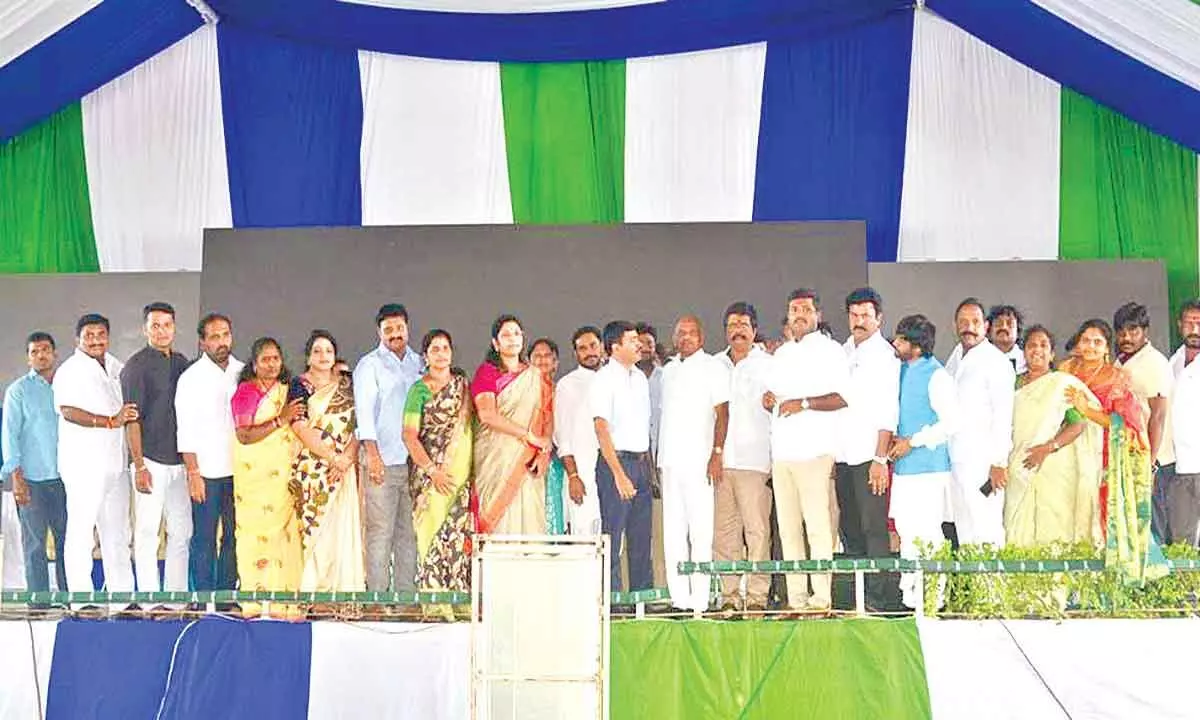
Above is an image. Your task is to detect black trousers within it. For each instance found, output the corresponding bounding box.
[835,461,895,608]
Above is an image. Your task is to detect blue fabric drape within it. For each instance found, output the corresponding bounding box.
[204,0,909,63]
[158,619,313,720]
[0,0,201,142]
[217,24,363,228]
[46,619,189,719]
[45,618,312,720]
[928,0,1200,155]
[752,11,914,262]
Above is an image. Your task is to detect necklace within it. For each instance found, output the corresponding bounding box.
[1075,362,1106,387]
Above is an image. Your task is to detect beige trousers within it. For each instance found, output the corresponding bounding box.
[772,456,835,608]
[713,468,773,606]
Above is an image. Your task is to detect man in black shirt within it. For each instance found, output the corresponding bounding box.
[121,302,192,599]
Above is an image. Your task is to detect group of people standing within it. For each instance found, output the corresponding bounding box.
[2,290,1198,617]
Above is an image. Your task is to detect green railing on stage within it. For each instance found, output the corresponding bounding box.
[0,587,671,607]
[679,558,1200,574]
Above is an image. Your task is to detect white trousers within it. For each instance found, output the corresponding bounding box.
[890,471,950,608]
[565,456,602,537]
[133,459,192,592]
[62,467,133,593]
[949,461,1006,546]
[1,492,26,590]
[661,464,714,611]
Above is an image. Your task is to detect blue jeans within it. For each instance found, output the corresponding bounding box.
[596,451,653,593]
[17,479,68,593]
[190,476,237,591]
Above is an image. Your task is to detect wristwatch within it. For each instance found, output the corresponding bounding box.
[713,447,723,455]
[872,456,890,466]
[800,398,811,411]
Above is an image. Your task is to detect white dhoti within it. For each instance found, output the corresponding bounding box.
[661,464,714,611]
[1,492,26,590]
[565,458,602,537]
[62,468,134,595]
[890,471,950,609]
[949,461,1006,546]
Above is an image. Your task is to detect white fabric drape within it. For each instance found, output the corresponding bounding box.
[81,25,231,271]
[0,0,101,69]
[624,44,766,223]
[0,621,56,720]
[921,619,1200,720]
[898,9,1062,262]
[359,52,513,226]
[307,623,469,720]
[1034,0,1200,94]
[341,0,658,11]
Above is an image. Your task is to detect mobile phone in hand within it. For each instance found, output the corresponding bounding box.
[979,479,994,497]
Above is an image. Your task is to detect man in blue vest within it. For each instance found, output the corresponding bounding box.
[887,315,959,609]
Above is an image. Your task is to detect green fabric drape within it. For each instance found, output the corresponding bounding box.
[0,103,98,273]
[611,619,932,719]
[500,60,625,224]
[1059,89,1199,341]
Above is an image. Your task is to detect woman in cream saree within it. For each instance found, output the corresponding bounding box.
[289,331,364,594]
[471,315,554,535]
[1005,326,1103,546]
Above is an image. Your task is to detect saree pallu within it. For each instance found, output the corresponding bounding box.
[290,375,364,592]
[1005,372,1103,546]
[1079,366,1168,585]
[546,456,566,535]
[232,382,302,594]
[406,375,473,593]
[473,367,553,534]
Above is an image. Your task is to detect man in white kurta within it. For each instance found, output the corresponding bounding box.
[945,300,1014,547]
[658,316,729,612]
[555,326,605,536]
[52,314,137,595]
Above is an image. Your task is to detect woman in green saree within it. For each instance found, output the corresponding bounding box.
[402,329,474,595]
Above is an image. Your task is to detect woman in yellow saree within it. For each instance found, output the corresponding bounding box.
[1062,319,1168,586]
[471,315,554,534]
[231,337,305,619]
[403,329,474,601]
[1005,325,1103,546]
[288,330,364,594]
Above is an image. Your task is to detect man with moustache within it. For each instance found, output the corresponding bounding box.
[945,305,1027,375]
[122,302,192,597]
[1168,300,1200,545]
[175,313,244,594]
[53,314,138,597]
[592,321,654,592]
[658,316,729,612]
[1113,302,1175,543]
[945,298,1014,547]
[762,289,850,612]
[836,288,900,612]
[886,315,957,609]
[354,304,424,594]
[3,332,63,594]
[555,326,605,536]
[714,302,774,611]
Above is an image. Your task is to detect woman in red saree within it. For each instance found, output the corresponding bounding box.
[471,315,554,534]
[1061,319,1167,585]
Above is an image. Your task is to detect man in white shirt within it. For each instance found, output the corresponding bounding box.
[555,326,605,536]
[1113,302,1175,543]
[836,288,900,612]
[175,313,244,593]
[53,314,138,596]
[591,321,654,592]
[714,302,773,611]
[944,305,1028,376]
[658,315,729,612]
[887,315,958,609]
[1167,300,1200,545]
[762,289,850,612]
[946,298,1014,547]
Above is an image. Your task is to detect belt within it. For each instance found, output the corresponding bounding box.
[616,450,649,460]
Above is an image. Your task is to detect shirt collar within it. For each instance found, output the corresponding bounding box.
[376,342,416,364]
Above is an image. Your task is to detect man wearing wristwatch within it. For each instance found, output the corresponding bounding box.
[122,302,192,600]
[658,315,729,612]
[762,289,849,613]
[836,288,900,612]
[52,313,138,597]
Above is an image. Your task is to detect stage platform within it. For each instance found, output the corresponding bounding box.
[0,615,1194,719]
